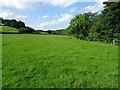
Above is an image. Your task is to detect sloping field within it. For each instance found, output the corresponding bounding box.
[0,26,19,32]
[2,34,118,88]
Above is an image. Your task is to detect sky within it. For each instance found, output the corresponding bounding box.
[0,0,108,31]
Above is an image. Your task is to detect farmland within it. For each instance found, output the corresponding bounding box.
[0,26,19,33]
[2,34,118,88]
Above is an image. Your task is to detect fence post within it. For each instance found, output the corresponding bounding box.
[113,40,120,45]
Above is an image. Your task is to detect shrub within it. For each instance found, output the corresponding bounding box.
[19,27,34,34]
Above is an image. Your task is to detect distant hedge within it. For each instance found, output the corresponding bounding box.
[1,18,35,34]
[2,19,25,29]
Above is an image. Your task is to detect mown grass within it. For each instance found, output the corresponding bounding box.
[2,34,118,88]
[0,26,19,32]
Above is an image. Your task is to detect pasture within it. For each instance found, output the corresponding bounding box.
[2,34,118,88]
[0,26,19,33]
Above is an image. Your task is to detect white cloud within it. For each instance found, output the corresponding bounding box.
[54,15,59,18]
[48,0,77,7]
[70,8,78,13]
[82,0,108,13]
[42,15,49,19]
[0,0,77,12]
[0,0,42,13]
[38,15,49,20]
[0,0,108,15]
[15,15,27,20]
[1,0,28,10]
[96,0,108,2]
[0,11,14,18]
[37,14,73,29]
[0,11,27,21]
[68,0,108,13]
[0,0,109,30]
[38,15,49,19]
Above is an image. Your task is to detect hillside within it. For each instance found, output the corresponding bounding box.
[2,34,118,88]
[0,26,19,33]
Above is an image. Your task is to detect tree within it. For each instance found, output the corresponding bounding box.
[19,27,34,33]
[47,30,52,34]
[3,19,25,29]
[0,18,3,25]
[102,1,120,41]
[89,1,120,43]
[67,12,97,40]
[16,21,25,29]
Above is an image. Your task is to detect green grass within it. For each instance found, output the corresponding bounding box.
[0,26,19,32]
[2,34,118,88]
[0,34,2,89]
[40,32,49,35]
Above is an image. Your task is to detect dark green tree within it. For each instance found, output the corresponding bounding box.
[89,1,120,43]
[16,21,25,29]
[19,27,34,33]
[68,12,97,40]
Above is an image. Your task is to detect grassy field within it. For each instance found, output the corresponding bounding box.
[2,34,118,88]
[0,34,2,89]
[0,26,19,32]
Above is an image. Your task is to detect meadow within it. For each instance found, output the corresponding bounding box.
[2,34,118,88]
[0,34,2,89]
[0,26,19,33]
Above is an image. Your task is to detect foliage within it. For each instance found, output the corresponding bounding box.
[19,27,34,34]
[89,1,120,43]
[2,18,35,34]
[2,19,25,29]
[53,29,66,35]
[67,12,97,40]
[47,30,53,34]
[66,2,120,43]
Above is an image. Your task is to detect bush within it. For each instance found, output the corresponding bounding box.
[19,27,34,33]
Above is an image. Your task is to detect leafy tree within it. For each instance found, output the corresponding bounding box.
[89,1,120,43]
[68,12,97,40]
[16,21,25,29]
[2,19,25,29]
[9,19,17,27]
[102,1,120,41]
[47,30,52,34]
[19,27,34,33]
[66,1,120,43]
[53,29,66,35]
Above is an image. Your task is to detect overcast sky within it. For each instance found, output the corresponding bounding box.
[0,0,108,30]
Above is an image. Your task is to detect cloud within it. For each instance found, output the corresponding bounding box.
[69,0,108,13]
[15,15,27,20]
[1,0,28,10]
[0,0,42,13]
[42,15,49,19]
[0,12,14,18]
[0,11,27,22]
[1,0,108,15]
[1,0,77,12]
[48,0,77,7]
[38,15,49,19]
[0,0,76,13]
[37,14,73,30]
[70,8,78,13]
[1,0,109,30]
[82,0,108,13]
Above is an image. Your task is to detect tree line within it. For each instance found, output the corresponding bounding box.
[1,1,119,44]
[0,18,63,34]
[1,18,34,33]
[64,1,120,43]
